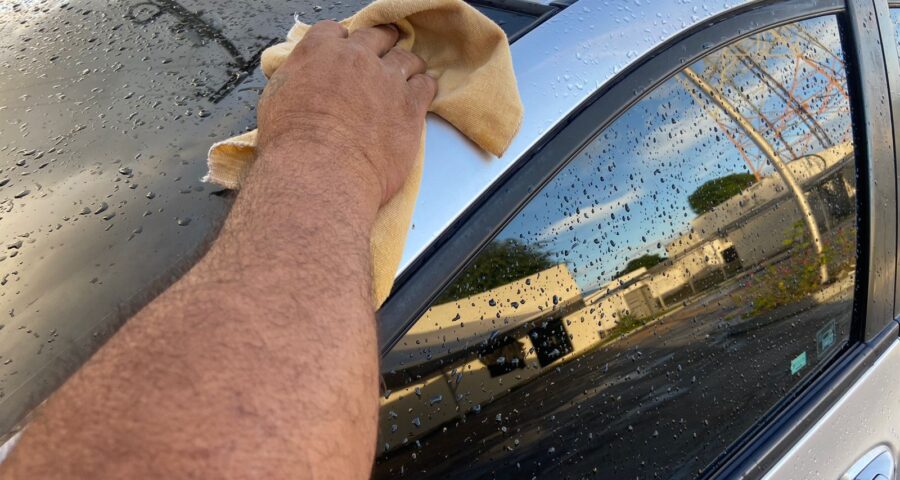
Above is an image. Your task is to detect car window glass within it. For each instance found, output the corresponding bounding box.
[891,8,900,64]
[374,15,857,479]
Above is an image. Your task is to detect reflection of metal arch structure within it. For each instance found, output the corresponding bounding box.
[690,23,851,180]
[672,22,850,284]
[678,68,830,284]
[126,0,277,103]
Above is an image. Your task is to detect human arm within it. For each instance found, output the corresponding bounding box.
[1,20,435,479]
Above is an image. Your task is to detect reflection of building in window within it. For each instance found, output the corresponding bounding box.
[529,319,574,367]
[377,138,855,451]
[379,264,588,453]
[594,141,855,313]
[478,337,527,377]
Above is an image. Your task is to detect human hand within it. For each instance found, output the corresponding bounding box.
[256,21,437,207]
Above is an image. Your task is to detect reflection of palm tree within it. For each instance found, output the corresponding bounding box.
[126,0,244,60]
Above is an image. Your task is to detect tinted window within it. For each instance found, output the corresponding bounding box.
[374,15,857,479]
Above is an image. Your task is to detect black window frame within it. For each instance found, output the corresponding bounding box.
[466,0,561,43]
[884,0,900,323]
[377,0,899,477]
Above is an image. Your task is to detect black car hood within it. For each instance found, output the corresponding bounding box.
[0,0,533,439]
[0,0,373,437]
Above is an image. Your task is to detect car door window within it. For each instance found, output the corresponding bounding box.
[374,15,858,479]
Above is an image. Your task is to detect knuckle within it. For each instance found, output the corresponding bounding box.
[401,49,420,64]
[407,74,424,87]
[393,47,413,60]
[411,74,435,90]
[404,94,420,112]
[349,28,374,45]
[407,50,425,65]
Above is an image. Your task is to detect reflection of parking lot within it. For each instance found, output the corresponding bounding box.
[373,271,853,479]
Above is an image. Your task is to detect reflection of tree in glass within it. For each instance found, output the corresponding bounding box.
[616,253,666,278]
[687,172,757,214]
[436,239,555,303]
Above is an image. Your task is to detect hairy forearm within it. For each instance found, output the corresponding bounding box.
[4,17,436,478]
[2,144,382,479]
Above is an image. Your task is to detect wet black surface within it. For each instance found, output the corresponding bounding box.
[0,0,545,442]
[0,0,368,437]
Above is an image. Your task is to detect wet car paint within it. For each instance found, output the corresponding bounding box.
[0,0,542,442]
[0,0,369,437]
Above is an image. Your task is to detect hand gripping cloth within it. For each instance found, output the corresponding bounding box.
[206,0,524,306]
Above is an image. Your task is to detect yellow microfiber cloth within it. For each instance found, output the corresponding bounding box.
[206,0,524,306]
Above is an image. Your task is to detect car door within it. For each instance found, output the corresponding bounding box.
[376,0,900,478]
[766,1,900,478]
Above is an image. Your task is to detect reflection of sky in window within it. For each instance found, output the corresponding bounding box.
[892,9,900,65]
[498,16,851,291]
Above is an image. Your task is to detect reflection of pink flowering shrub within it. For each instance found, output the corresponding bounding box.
[746,221,856,314]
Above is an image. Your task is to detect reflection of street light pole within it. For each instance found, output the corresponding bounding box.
[680,67,829,284]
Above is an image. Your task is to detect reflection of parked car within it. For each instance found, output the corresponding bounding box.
[2,0,900,479]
